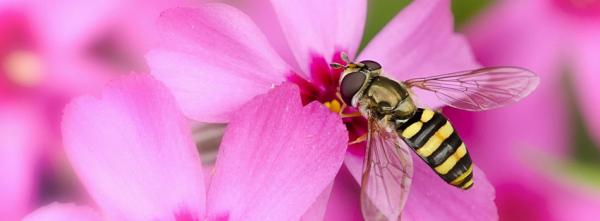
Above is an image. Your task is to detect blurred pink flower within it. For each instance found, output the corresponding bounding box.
[146,0,497,219]
[0,1,191,220]
[0,101,46,221]
[465,0,600,147]
[446,0,600,220]
[23,75,348,221]
[1,0,193,97]
[492,177,600,221]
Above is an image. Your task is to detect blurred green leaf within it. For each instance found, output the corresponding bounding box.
[563,73,600,165]
[521,144,600,190]
[561,161,600,188]
[531,72,600,189]
[360,0,494,50]
[452,0,493,28]
[360,0,411,50]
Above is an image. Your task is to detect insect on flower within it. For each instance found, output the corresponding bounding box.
[331,53,539,220]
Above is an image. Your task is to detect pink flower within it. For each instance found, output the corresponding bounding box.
[0,1,189,220]
[465,0,600,147]
[146,0,497,220]
[23,75,348,221]
[0,101,46,221]
[1,0,192,97]
[445,0,600,220]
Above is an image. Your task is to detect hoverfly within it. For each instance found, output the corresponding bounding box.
[331,53,539,221]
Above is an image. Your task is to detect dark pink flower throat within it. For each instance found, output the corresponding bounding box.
[287,51,368,144]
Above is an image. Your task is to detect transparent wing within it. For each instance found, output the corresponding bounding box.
[404,67,539,111]
[361,117,414,221]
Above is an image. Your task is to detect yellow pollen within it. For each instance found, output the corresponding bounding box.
[324,99,342,113]
[3,50,43,87]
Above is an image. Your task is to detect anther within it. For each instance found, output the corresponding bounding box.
[349,134,367,145]
[324,100,342,113]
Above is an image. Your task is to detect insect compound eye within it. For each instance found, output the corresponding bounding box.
[340,71,367,106]
[360,60,381,71]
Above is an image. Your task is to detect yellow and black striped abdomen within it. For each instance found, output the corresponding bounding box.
[397,108,474,189]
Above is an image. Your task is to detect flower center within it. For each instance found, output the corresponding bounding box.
[553,0,600,18]
[287,52,368,146]
[3,50,43,87]
[1,10,43,89]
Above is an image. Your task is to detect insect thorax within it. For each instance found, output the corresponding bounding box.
[357,75,417,121]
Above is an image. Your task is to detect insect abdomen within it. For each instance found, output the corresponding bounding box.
[396,108,474,189]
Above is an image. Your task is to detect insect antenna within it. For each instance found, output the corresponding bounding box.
[331,52,367,69]
[330,62,344,69]
[341,52,350,63]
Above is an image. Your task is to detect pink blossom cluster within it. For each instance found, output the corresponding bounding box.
[1,0,600,220]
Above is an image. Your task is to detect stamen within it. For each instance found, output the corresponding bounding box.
[349,133,367,145]
[324,99,342,113]
[341,112,362,119]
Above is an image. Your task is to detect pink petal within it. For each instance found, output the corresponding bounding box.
[235,0,301,71]
[23,203,102,221]
[402,158,497,221]
[445,77,568,181]
[28,0,128,51]
[323,165,363,221]
[465,0,561,78]
[28,0,190,61]
[459,0,567,175]
[550,183,600,221]
[344,151,497,221]
[573,34,600,146]
[268,0,367,71]
[24,0,142,95]
[146,5,291,122]
[300,183,334,221]
[344,149,366,182]
[359,0,479,109]
[489,163,600,221]
[0,102,44,221]
[61,75,205,220]
[494,181,553,221]
[206,84,348,221]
